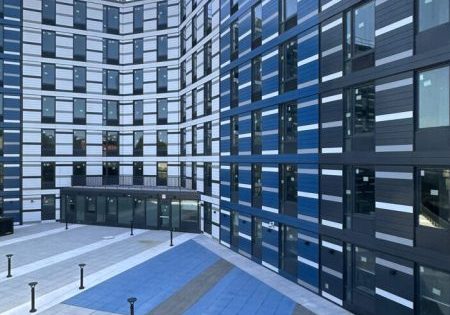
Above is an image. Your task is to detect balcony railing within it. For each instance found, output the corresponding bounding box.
[72,175,183,188]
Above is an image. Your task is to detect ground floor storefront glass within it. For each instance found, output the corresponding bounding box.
[61,190,199,233]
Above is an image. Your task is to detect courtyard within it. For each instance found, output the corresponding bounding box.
[0,223,350,315]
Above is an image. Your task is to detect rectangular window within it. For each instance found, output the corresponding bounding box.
[252,2,262,48]
[418,66,450,129]
[230,21,239,61]
[180,0,186,21]
[157,67,168,93]
[192,88,197,119]
[157,35,168,61]
[73,98,86,124]
[181,61,186,89]
[419,0,449,32]
[157,162,168,186]
[231,163,239,203]
[230,0,238,14]
[204,121,212,155]
[133,161,143,185]
[157,130,168,156]
[204,162,212,195]
[279,102,297,154]
[133,38,144,64]
[104,6,119,34]
[280,225,298,278]
[42,30,56,58]
[204,82,212,115]
[157,99,168,124]
[192,15,197,46]
[192,125,197,155]
[42,63,56,90]
[419,265,450,314]
[42,162,55,188]
[252,164,262,208]
[345,1,375,72]
[419,168,450,230]
[42,129,55,156]
[192,52,198,82]
[104,39,120,65]
[279,164,297,217]
[353,167,375,215]
[204,1,212,36]
[133,100,143,125]
[252,110,262,154]
[192,162,197,189]
[42,96,55,123]
[73,162,86,186]
[73,130,86,156]
[231,115,239,155]
[252,56,262,101]
[157,1,168,30]
[133,131,143,156]
[181,94,186,123]
[180,27,186,55]
[133,69,143,94]
[42,0,56,25]
[73,66,86,93]
[103,70,119,95]
[0,94,3,122]
[133,5,144,33]
[180,128,186,156]
[354,246,375,296]
[0,25,3,53]
[73,35,86,61]
[279,0,297,33]
[102,131,119,156]
[279,39,297,93]
[74,1,87,30]
[230,68,239,108]
[204,41,212,75]
[103,162,119,185]
[102,100,119,126]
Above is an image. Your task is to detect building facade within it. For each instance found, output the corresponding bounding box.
[0,0,449,314]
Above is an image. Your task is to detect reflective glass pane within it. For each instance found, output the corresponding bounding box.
[419,0,449,32]
[420,169,450,230]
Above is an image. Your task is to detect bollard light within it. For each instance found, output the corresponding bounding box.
[28,282,38,313]
[78,263,86,290]
[127,297,137,315]
[6,254,13,278]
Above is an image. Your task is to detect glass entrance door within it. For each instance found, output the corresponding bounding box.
[159,200,171,229]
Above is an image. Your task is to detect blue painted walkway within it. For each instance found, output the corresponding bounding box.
[64,240,298,315]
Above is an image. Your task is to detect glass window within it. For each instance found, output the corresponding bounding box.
[252,163,262,208]
[134,38,144,64]
[180,128,186,156]
[181,61,186,89]
[42,30,56,58]
[157,67,168,92]
[42,63,56,90]
[252,56,262,101]
[180,0,186,21]
[230,68,239,108]
[0,25,3,53]
[419,265,450,315]
[192,162,197,190]
[180,27,186,55]
[104,39,119,64]
[103,100,119,125]
[252,2,262,48]
[103,162,119,184]
[0,94,3,122]
[204,41,212,75]
[192,88,197,119]
[231,163,239,202]
[279,39,297,93]
[157,162,168,185]
[204,121,212,155]
[102,131,119,156]
[42,96,55,123]
[419,0,449,32]
[133,69,143,94]
[204,1,212,36]
[73,66,86,92]
[157,35,168,61]
[73,35,86,61]
[279,102,297,154]
[204,162,212,195]
[279,0,297,33]
[157,1,168,30]
[134,100,143,125]
[279,164,297,217]
[73,162,86,186]
[418,66,450,129]
[280,225,298,278]
[180,94,186,123]
[74,98,86,124]
[204,82,212,115]
[42,129,55,156]
[230,0,238,14]
[192,125,197,155]
[133,131,143,156]
[74,1,87,30]
[73,130,86,155]
[354,167,375,215]
[231,115,239,155]
[42,0,56,25]
[192,52,197,82]
[157,130,168,156]
[192,15,197,45]
[104,6,119,34]
[252,110,262,154]
[157,99,168,124]
[42,162,55,188]
[104,70,119,95]
[354,246,375,296]
[419,168,450,230]
[230,21,239,60]
[134,5,144,33]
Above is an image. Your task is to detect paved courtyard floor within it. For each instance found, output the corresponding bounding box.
[0,223,351,315]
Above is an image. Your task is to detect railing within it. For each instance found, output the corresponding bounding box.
[72,175,184,188]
